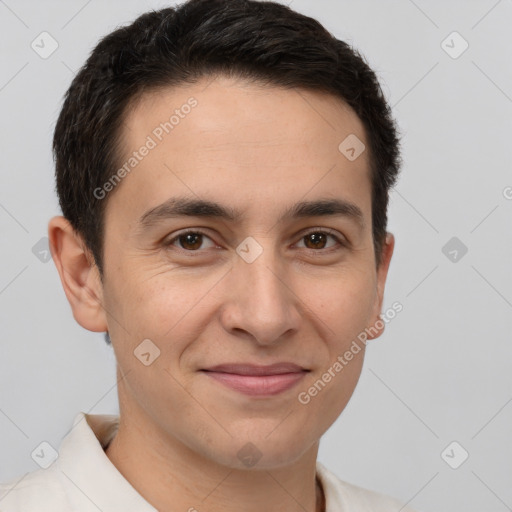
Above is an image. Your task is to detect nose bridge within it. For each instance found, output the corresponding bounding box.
[225,237,299,343]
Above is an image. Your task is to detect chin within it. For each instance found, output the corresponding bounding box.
[208,430,315,471]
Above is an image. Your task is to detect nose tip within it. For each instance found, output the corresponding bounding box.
[220,247,301,346]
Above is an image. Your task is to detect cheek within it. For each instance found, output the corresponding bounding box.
[106,263,195,330]
[106,270,222,373]
[319,351,365,428]
[302,270,374,401]
[307,268,377,339]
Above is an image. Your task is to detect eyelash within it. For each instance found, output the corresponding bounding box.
[164,228,346,255]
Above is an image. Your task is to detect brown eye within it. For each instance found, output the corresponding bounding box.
[303,232,328,249]
[178,233,203,250]
[166,230,216,251]
[296,230,343,251]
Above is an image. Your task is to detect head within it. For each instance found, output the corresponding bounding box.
[49,0,401,471]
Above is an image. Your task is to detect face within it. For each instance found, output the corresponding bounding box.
[92,75,393,469]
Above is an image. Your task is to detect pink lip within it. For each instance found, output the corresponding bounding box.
[201,363,309,396]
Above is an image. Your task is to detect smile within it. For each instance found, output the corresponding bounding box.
[202,371,308,396]
[200,363,309,396]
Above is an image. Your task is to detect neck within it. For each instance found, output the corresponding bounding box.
[104,401,324,512]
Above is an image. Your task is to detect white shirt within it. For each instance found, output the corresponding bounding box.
[0,412,418,511]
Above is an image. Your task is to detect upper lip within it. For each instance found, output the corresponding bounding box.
[202,363,308,376]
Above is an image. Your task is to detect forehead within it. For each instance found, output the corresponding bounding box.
[106,75,371,229]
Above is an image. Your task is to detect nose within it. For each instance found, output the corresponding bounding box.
[219,240,302,346]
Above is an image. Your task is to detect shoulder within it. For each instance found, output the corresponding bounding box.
[0,467,68,512]
[316,461,419,512]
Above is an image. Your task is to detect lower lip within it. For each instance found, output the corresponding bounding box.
[202,371,307,396]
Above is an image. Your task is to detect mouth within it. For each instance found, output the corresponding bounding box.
[200,363,309,396]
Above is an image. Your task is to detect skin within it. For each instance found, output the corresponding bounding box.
[49,75,394,512]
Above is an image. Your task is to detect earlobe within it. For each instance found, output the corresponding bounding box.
[48,216,108,333]
[366,232,395,341]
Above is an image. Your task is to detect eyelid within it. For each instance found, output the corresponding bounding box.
[165,226,347,253]
[299,226,345,241]
[164,228,219,250]
[295,227,347,250]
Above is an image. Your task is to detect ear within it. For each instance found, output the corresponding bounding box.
[48,216,108,332]
[366,232,395,341]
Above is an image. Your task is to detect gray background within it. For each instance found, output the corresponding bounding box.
[1,1,511,511]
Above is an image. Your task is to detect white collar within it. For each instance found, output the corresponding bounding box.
[44,411,407,512]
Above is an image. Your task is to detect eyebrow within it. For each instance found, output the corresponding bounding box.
[138,196,365,231]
